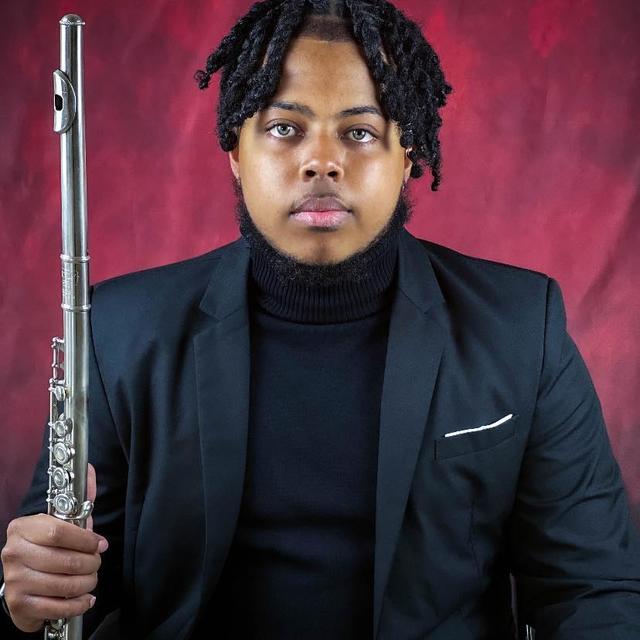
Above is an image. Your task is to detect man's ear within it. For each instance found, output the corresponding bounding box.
[228,126,241,181]
[403,147,413,183]
[228,147,240,181]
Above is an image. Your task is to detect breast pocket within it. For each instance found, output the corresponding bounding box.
[434,413,518,460]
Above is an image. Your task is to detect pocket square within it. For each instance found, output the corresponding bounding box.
[444,413,514,438]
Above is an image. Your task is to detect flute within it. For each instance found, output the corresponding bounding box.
[46,14,93,640]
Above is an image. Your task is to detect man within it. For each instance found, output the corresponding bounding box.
[2,0,640,638]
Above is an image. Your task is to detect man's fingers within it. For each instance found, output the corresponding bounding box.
[86,463,96,531]
[18,541,101,576]
[87,463,97,505]
[2,511,105,634]
[10,593,95,629]
[17,566,98,599]
[18,514,106,554]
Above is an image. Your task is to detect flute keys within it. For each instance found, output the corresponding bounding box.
[52,442,74,465]
[51,467,70,489]
[52,384,66,402]
[53,417,72,437]
[45,617,68,640]
[52,493,77,516]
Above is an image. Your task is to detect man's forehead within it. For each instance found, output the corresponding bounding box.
[271,39,383,108]
[251,14,392,122]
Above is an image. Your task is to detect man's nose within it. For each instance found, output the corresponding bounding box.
[299,136,345,181]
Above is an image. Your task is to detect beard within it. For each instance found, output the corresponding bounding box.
[233,181,414,289]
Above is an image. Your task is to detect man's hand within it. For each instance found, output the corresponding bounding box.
[0,463,108,633]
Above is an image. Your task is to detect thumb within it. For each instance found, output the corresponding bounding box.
[86,462,96,531]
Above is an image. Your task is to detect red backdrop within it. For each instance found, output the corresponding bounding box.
[1,0,638,542]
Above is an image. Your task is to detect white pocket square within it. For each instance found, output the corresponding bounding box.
[444,413,514,438]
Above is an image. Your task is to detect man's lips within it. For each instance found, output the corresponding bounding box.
[292,195,350,213]
[290,210,351,228]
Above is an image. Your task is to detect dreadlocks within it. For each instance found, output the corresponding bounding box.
[194,0,453,191]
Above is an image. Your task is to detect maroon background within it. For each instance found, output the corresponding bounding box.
[1,0,639,543]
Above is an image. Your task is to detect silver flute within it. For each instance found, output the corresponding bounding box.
[45,14,93,640]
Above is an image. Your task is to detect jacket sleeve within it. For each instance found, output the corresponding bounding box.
[2,286,128,637]
[508,277,640,638]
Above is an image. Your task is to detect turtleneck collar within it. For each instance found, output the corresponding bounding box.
[235,181,414,324]
[248,231,399,324]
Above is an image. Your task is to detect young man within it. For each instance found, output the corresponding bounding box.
[2,0,640,638]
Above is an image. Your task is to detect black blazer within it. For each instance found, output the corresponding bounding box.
[6,228,640,639]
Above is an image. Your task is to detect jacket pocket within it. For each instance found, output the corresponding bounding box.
[434,414,518,460]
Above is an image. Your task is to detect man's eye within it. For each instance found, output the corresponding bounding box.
[348,128,375,143]
[266,124,375,143]
[268,124,297,138]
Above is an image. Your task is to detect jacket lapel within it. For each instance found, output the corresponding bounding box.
[190,230,446,639]
[192,237,252,627]
[373,229,446,638]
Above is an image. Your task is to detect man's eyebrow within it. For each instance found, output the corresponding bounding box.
[265,101,385,119]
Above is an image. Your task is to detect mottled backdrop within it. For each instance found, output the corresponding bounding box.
[1,0,638,544]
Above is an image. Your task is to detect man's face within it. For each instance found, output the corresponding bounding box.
[229,34,413,266]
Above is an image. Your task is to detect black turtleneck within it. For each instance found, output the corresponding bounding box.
[249,231,399,322]
[204,232,399,639]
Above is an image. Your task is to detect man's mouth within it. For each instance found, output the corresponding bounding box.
[290,210,352,228]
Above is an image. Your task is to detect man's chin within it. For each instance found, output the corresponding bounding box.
[233,187,413,287]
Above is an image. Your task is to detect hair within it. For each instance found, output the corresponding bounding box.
[194,0,453,191]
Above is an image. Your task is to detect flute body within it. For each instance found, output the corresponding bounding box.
[46,14,93,640]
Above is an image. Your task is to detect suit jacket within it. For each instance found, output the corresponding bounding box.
[6,228,640,639]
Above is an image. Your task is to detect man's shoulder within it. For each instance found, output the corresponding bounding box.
[89,237,244,340]
[91,237,242,307]
[415,236,551,300]
[409,235,554,331]
[417,237,548,283]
